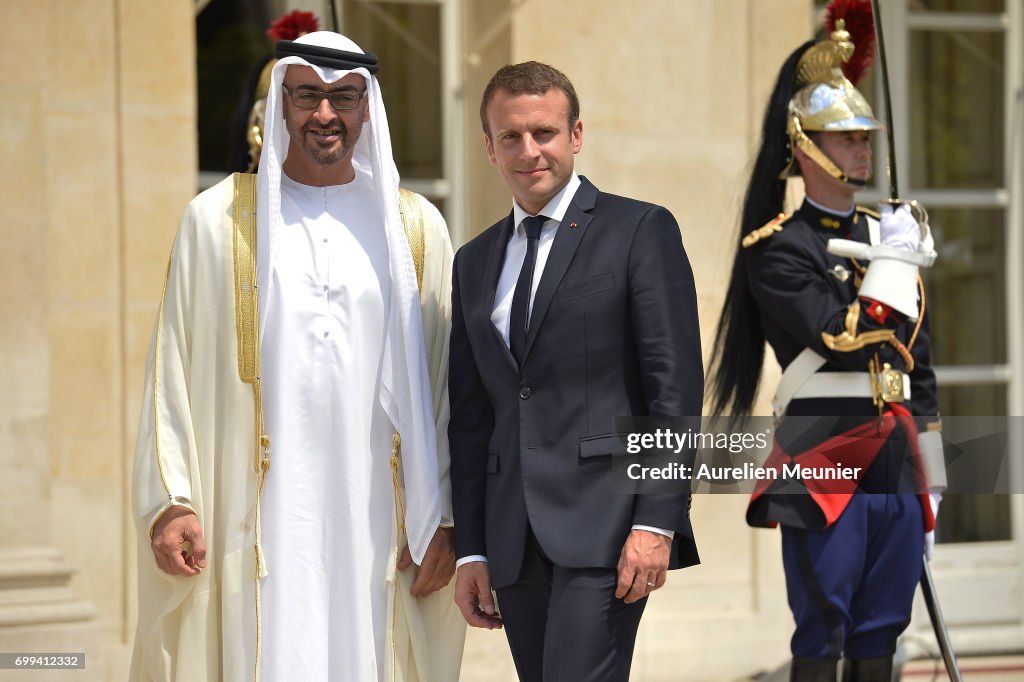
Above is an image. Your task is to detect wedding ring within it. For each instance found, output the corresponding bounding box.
[646,582,656,587]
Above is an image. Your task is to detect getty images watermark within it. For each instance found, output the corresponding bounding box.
[624,426,865,483]
[604,416,1024,495]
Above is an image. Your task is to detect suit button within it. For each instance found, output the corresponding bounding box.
[519,387,532,400]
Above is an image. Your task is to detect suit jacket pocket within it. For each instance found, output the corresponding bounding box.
[578,433,628,459]
[486,453,500,473]
[557,273,615,305]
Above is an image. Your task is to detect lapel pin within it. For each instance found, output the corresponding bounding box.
[570,222,577,228]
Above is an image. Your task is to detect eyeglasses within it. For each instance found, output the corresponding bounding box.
[282,85,368,111]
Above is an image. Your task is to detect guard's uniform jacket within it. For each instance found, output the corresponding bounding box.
[742,200,940,530]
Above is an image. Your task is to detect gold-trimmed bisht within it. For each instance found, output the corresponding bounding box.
[232,172,271,682]
[389,189,425,681]
[388,186,426,535]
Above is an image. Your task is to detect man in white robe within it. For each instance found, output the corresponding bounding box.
[130,31,465,681]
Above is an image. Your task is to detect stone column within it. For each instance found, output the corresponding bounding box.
[0,1,149,679]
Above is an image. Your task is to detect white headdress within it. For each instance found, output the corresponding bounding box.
[256,31,441,562]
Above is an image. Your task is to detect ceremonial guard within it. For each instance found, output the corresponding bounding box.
[709,2,947,680]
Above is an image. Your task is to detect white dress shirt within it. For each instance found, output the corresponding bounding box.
[489,173,582,345]
[456,174,672,569]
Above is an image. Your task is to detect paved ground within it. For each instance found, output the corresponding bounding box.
[746,655,1024,682]
[901,655,1024,681]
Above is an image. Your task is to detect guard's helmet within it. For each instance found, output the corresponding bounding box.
[783,18,881,185]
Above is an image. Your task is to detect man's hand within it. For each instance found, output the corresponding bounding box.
[879,203,922,252]
[398,527,456,597]
[615,529,671,604]
[150,506,206,576]
[453,561,502,629]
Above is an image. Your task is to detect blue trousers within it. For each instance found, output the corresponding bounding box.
[781,494,924,659]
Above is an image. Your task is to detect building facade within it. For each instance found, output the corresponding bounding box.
[0,1,1020,679]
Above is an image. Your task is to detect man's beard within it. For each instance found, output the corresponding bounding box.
[297,120,351,166]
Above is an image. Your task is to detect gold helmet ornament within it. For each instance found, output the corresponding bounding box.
[244,10,321,172]
[244,59,276,172]
[783,0,881,185]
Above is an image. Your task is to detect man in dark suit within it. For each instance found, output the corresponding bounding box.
[448,61,703,681]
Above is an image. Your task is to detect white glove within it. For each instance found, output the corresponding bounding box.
[827,201,936,319]
[880,203,920,252]
[828,200,936,266]
[924,492,942,561]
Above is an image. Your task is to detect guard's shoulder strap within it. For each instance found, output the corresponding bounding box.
[232,172,259,384]
[742,212,790,249]
[398,187,425,293]
[772,347,828,418]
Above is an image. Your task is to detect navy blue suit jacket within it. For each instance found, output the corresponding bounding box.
[448,177,703,589]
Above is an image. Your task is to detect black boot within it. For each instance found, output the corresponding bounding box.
[790,656,839,682]
[841,656,894,682]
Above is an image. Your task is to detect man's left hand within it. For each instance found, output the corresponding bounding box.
[398,526,455,597]
[615,529,671,604]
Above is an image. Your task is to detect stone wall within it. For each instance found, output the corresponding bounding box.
[460,1,810,679]
[0,1,819,679]
[0,2,195,678]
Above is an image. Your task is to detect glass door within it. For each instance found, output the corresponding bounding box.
[868,0,1024,654]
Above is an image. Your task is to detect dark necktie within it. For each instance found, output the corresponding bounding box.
[509,215,546,366]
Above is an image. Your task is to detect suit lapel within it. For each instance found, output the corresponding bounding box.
[481,213,518,371]
[522,177,598,364]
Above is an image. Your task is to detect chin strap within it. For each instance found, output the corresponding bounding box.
[786,113,868,187]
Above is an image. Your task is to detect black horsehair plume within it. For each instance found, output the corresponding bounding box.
[707,42,814,421]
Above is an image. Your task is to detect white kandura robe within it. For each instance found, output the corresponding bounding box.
[260,172,396,680]
[129,174,465,682]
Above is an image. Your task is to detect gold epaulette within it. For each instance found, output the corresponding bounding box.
[742,212,789,248]
[856,205,880,220]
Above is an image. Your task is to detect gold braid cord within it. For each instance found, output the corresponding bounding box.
[821,300,895,351]
[885,275,928,372]
[886,337,915,373]
[824,258,924,359]
[908,275,926,350]
[390,433,407,533]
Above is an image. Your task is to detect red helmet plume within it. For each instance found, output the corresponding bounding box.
[267,10,321,42]
[825,0,876,85]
